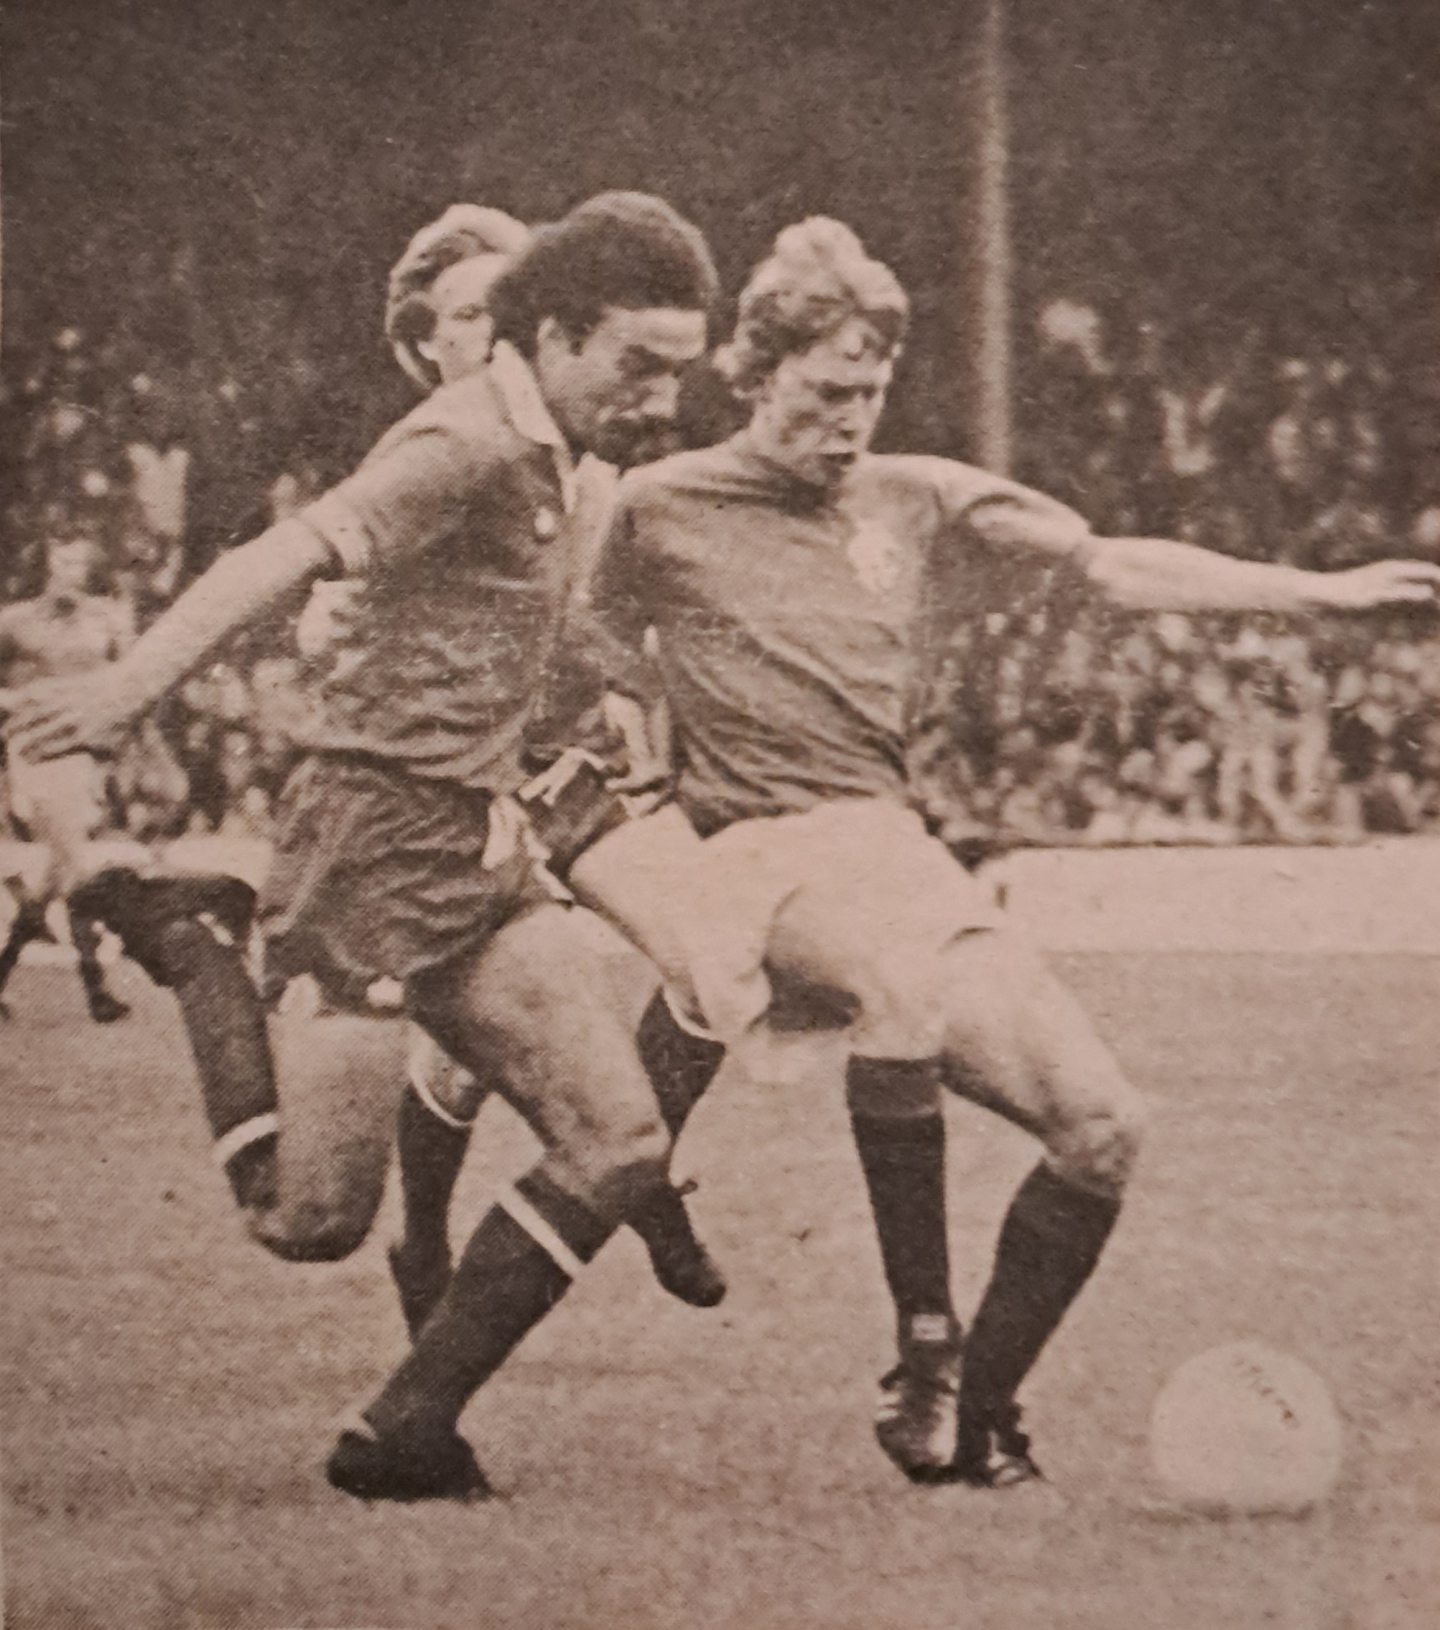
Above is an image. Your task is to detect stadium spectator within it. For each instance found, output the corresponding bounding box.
[5,269,1439,849]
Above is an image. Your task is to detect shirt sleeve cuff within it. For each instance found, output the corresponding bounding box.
[296,492,376,577]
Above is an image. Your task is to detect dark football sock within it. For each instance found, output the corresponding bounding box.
[64,868,273,1203]
[0,898,48,994]
[961,1161,1122,1412]
[161,916,278,1209]
[626,988,727,1260]
[67,905,110,997]
[634,987,726,1136]
[395,1081,474,1265]
[367,1164,615,1436]
[846,1054,955,1344]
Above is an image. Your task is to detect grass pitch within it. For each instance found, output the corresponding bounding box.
[2,952,1436,1629]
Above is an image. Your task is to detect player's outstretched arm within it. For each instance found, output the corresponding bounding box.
[933,470,1436,619]
[5,521,332,762]
[960,482,1440,617]
[1080,537,1440,616]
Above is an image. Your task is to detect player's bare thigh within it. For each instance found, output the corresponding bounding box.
[413,902,669,1206]
[756,803,994,1057]
[254,904,666,1256]
[744,802,1146,1191]
[935,930,1147,1194]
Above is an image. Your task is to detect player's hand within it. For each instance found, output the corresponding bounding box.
[1316,559,1440,612]
[3,671,144,762]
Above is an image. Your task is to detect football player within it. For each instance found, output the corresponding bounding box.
[557,218,1440,1486]
[0,534,142,1022]
[7,193,723,1501]
[375,202,724,1323]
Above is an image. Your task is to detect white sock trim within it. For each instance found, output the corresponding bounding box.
[662,985,718,1043]
[407,1072,475,1131]
[213,1112,278,1170]
[497,1187,585,1281]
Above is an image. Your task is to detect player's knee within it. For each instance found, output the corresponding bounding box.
[246,1135,389,1262]
[583,1109,673,1215]
[409,1032,486,1125]
[1047,1088,1148,1196]
[248,1197,374,1263]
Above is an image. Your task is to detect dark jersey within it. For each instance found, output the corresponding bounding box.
[288,344,592,793]
[591,436,1090,833]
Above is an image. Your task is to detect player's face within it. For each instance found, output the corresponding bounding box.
[420,254,508,384]
[536,306,707,465]
[748,320,894,491]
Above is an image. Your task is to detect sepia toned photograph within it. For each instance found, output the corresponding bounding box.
[0,2,1435,1626]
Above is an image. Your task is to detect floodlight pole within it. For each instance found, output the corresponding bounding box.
[973,0,1013,475]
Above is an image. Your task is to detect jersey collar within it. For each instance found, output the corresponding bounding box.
[728,429,847,510]
[489,341,578,512]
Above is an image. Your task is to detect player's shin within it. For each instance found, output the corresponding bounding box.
[68,903,128,1024]
[956,1161,1123,1473]
[846,1055,956,1348]
[848,1055,964,1479]
[0,894,49,996]
[634,986,726,1135]
[965,1159,1124,1400]
[390,1079,477,1336]
[362,1158,620,1439]
[66,867,276,1204]
[168,917,279,1209]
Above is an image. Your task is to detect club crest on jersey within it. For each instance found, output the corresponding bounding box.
[533,506,560,542]
[846,521,904,594]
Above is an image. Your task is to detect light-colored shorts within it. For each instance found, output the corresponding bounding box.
[689,798,1000,1056]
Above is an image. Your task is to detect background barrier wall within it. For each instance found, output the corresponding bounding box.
[8,837,1440,958]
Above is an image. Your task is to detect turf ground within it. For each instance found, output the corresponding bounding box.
[1,950,1436,1630]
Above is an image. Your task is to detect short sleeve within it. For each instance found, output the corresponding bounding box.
[296,421,497,577]
[923,458,1092,563]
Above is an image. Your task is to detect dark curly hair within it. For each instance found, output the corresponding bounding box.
[486,192,718,357]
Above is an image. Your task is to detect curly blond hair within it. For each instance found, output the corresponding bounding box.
[716,218,908,396]
[385,205,532,390]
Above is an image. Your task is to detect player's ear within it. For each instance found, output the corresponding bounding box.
[535,315,566,362]
[415,337,440,365]
[537,313,593,358]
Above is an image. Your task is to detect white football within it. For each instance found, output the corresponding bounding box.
[1149,1341,1343,1516]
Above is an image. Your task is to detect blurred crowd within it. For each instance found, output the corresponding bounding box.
[918,604,1440,847]
[0,279,353,843]
[4,281,1440,848]
[1016,285,1439,567]
[914,283,1440,846]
